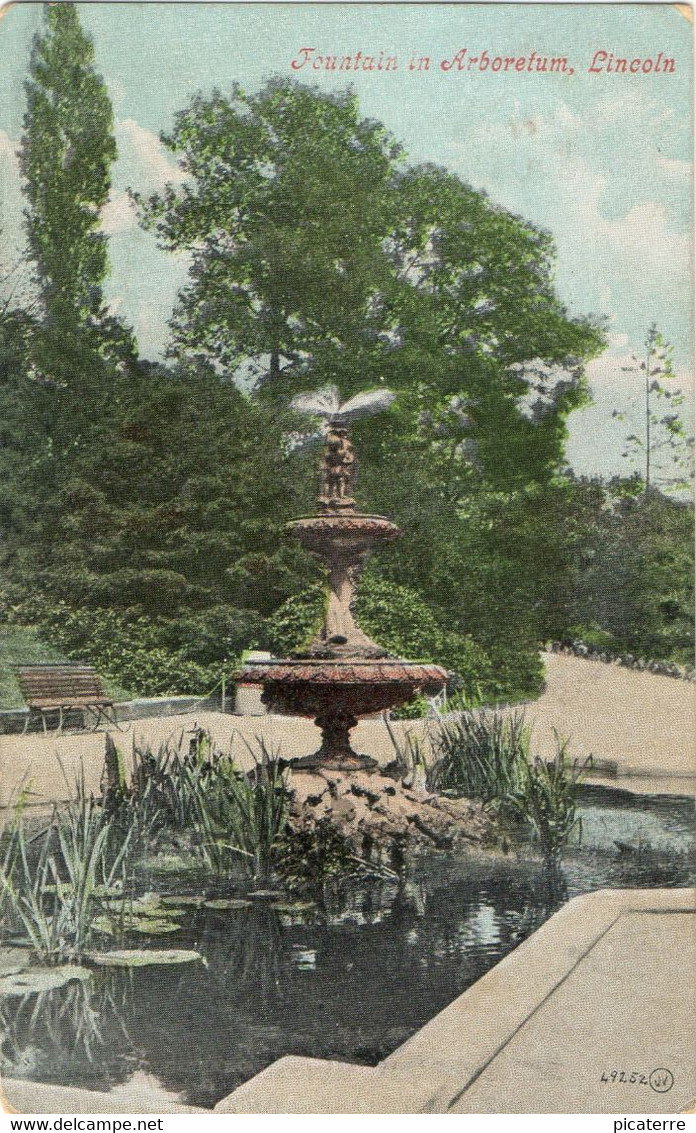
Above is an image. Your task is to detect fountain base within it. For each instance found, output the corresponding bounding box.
[236,658,447,772]
[291,714,378,772]
[291,752,378,773]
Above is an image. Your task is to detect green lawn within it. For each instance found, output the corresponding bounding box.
[0,625,131,710]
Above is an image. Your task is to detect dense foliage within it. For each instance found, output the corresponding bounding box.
[267,572,544,704]
[562,479,694,666]
[0,6,691,706]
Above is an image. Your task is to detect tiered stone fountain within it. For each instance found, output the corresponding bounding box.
[236,390,447,772]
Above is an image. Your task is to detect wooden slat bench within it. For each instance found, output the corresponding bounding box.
[16,663,117,735]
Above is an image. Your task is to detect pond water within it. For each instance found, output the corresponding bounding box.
[2,785,694,1110]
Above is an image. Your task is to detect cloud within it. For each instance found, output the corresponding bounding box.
[101,190,137,236]
[116,118,187,193]
[444,90,693,365]
[99,118,187,237]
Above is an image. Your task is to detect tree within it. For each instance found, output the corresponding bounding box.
[131,80,607,701]
[616,323,694,494]
[19,3,116,333]
[566,479,694,667]
[134,82,601,447]
[133,81,401,386]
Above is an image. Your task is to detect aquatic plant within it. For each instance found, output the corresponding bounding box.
[384,718,429,791]
[121,731,290,881]
[0,791,131,962]
[273,817,360,894]
[493,735,588,862]
[426,711,587,861]
[428,708,530,800]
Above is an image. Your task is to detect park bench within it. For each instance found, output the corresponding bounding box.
[16,662,117,735]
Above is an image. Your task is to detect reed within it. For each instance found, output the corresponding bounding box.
[428,708,530,800]
[0,792,131,962]
[124,731,289,880]
[501,734,588,862]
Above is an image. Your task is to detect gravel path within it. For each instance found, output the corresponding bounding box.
[2,652,694,815]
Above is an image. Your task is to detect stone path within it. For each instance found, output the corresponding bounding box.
[449,908,695,1113]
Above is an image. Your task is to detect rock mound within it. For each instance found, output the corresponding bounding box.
[288,767,491,855]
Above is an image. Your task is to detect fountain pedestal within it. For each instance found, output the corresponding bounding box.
[236,415,447,771]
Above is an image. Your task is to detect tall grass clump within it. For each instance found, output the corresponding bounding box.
[0,791,131,962]
[428,708,530,800]
[118,730,289,881]
[428,709,587,861]
[500,735,588,862]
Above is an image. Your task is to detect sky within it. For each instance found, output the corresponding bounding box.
[0,2,692,483]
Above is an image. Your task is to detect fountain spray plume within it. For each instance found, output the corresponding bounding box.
[289,384,397,427]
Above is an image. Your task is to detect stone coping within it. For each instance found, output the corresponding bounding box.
[1,1078,208,1115]
[214,887,695,1114]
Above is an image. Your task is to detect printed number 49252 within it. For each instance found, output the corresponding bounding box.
[601,1071,648,1085]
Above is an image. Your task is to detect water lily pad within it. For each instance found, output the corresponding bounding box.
[128,917,182,935]
[203,898,252,911]
[160,895,205,908]
[0,965,90,998]
[92,884,123,898]
[99,896,182,918]
[248,889,284,900]
[86,949,203,968]
[132,899,181,918]
[271,901,316,914]
[0,947,32,977]
[146,854,203,875]
[92,915,118,935]
[92,914,181,936]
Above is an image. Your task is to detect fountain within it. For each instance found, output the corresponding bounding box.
[236,388,447,772]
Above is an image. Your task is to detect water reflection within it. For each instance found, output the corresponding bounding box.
[0,859,567,1106]
[1,787,693,1110]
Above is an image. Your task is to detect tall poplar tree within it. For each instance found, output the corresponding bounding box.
[20,3,116,333]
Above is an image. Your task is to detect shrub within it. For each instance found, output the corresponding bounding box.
[7,600,221,698]
[273,818,359,894]
[265,573,519,703]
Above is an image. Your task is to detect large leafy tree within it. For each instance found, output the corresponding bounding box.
[134,81,401,385]
[136,82,602,478]
[133,79,605,698]
[565,477,694,666]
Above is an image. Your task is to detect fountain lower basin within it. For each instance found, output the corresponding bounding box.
[237,658,446,771]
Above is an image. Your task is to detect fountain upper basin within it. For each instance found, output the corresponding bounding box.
[288,513,401,555]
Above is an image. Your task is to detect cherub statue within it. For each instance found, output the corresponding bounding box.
[290,384,396,510]
[320,425,356,506]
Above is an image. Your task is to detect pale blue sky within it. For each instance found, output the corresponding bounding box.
[0,2,692,481]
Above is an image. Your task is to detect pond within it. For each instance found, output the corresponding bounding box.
[2,784,694,1110]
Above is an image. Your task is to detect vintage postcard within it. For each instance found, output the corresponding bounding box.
[0,0,693,1118]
